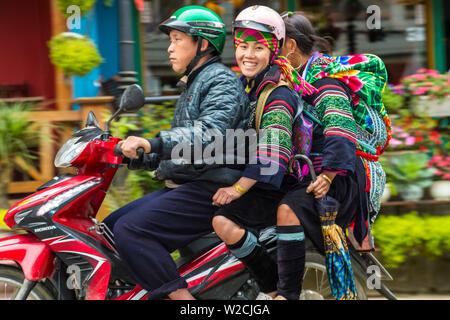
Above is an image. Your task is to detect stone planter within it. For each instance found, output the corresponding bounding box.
[430,180,450,200]
[417,97,450,117]
[398,185,424,201]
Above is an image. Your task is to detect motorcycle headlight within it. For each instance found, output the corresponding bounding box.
[54,137,89,168]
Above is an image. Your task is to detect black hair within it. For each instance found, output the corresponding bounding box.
[283,11,332,55]
[191,35,219,56]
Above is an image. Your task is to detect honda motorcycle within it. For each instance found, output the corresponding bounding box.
[0,85,396,300]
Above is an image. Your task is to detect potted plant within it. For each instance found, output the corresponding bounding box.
[48,32,103,77]
[380,181,392,203]
[383,85,406,115]
[382,153,435,201]
[399,68,450,100]
[427,155,450,200]
[57,0,96,16]
[0,103,42,209]
[396,68,450,117]
[387,116,447,155]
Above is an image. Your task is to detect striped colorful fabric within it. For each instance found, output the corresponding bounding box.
[303,53,390,214]
[312,83,357,145]
[234,28,317,97]
[234,28,279,61]
[305,53,391,158]
[256,98,295,172]
[241,67,299,189]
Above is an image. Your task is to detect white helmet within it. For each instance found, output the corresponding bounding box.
[233,5,286,46]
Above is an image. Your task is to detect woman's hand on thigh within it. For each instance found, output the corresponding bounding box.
[212,186,242,206]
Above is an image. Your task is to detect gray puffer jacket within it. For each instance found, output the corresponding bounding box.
[149,57,250,185]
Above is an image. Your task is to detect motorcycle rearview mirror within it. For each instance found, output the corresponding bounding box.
[118,84,145,113]
[103,84,146,138]
[85,111,100,128]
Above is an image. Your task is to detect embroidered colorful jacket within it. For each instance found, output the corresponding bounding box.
[241,65,299,190]
[302,53,390,217]
[305,53,391,160]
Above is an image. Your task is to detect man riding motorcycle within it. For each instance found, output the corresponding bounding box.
[103,6,250,300]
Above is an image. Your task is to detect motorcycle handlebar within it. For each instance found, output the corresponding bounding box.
[114,144,144,159]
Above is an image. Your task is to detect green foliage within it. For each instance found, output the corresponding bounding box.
[380,153,435,190]
[48,33,103,76]
[382,87,405,114]
[110,103,175,140]
[0,103,40,164]
[0,102,46,208]
[57,0,96,16]
[138,103,175,138]
[372,212,450,268]
[104,169,164,212]
[0,209,8,229]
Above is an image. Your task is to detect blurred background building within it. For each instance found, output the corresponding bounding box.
[143,0,449,95]
[0,0,448,102]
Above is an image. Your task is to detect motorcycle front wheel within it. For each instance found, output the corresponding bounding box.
[0,264,55,300]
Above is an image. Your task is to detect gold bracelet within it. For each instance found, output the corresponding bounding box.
[233,183,248,195]
[321,174,332,185]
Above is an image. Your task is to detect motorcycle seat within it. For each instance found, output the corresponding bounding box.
[175,232,222,268]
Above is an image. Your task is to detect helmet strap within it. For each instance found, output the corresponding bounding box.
[184,38,216,76]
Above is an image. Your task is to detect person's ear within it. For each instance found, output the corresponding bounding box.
[286,38,297,53]
[200,38,210,52]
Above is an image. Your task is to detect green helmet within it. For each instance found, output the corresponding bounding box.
[159,5,226,54]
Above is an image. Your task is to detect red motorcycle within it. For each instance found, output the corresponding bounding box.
[0,85,396,300]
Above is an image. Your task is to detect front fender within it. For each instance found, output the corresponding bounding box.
[0,234,55,281]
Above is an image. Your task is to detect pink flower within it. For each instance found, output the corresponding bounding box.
[412,87,428,95]
[417,68,428,73]
[389,138,402,147]
[426,69,439,75]
[415,74,427,80]
[405,136,415,146]
[443,173,450,180]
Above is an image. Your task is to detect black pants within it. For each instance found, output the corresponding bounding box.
[104,181,222,299]
[279,173,359,252]
[214,186,286,231]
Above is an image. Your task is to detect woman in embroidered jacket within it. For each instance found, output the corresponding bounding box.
[274,12,390,300]
[211,6,317,299]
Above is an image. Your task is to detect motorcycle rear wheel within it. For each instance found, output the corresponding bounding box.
[0,264,55,300]
[301,252,367,300]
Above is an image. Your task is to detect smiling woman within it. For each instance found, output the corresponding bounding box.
[212,5,317,300]
[235,41,271,80]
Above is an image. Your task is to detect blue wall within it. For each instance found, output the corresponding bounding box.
[96,0,119,80]
[70,1,119,109]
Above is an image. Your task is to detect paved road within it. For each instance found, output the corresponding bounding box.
[369,293,450,300]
